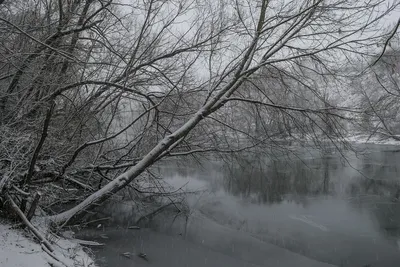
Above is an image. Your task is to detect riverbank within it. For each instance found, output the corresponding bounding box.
[347,134,400,146]
[2,138,400,267]
[0,221,95,267]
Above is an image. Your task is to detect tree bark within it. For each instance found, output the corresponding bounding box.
[26,192,41,221]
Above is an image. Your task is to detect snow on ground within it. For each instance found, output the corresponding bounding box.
[0,221,95,267]
[346,134,400,146]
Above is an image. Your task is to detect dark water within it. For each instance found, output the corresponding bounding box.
[79,144,400,267]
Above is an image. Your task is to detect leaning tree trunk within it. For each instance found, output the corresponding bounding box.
[45,0,399,225]
[49,0,269,225]
[49,110,205,224]
[49,74,249,224]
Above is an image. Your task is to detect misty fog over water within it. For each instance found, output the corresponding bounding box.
[80,144,400,267]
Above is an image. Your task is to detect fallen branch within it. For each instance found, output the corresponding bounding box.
[31,171,95,191]
[6,194,54,253]
[67,238,104,247]
[7,194,74,266]
[41,244,70,267]
[11,185,30,197]
[65,176,94,191]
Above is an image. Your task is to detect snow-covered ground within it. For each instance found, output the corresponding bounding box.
[0,221,95,267]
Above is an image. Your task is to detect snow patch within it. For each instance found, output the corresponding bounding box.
[346,134,400,146]
[0,222,95,267]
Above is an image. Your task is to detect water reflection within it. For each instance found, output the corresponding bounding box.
[220,146,400,206]
[86,144,400,267]
[167,144,400,266]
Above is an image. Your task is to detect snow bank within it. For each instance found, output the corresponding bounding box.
[0,222,95,267]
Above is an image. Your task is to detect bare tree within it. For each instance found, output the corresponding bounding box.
[0,0,398,225]
[351,33,400,140]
